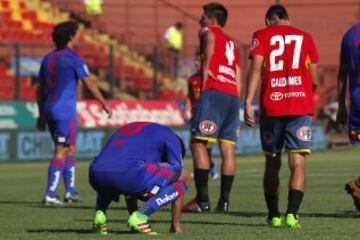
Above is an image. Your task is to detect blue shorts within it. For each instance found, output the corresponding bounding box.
[47,119,76,146]
[89,161,182,201]
[349,105,360,144]
[260,115,312,156]
[191,90,240,144]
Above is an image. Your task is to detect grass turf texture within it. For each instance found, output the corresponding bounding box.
[1,148,360,240]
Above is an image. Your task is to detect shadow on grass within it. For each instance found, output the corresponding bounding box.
[27,228,131,235]
[229,211,360,219]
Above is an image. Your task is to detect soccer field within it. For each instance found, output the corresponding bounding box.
[1,148,360,240]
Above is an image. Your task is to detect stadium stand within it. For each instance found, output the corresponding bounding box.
[0,0,183,101]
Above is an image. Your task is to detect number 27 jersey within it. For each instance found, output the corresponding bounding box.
[249,25,319,116]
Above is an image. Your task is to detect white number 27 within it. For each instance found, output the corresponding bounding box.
[269,35,303,72]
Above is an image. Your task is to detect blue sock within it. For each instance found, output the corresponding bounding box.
[356,177,360,187]
[46,158,65,198]
[64,155,76,194]
[138,180,188,216]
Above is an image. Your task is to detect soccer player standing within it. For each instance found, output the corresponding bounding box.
[245,5,319,228]
[89,122,191,235]
[37,21,111,205]
[337,22,360,212]
[184,2,241,213]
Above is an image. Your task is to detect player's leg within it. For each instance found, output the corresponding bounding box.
[215,94,240,213]
[129,164,190,234]
[43,120,70,206]
[260,116,284,227]
[344,112,360,211]
[93,193,112,235]
[284,115,312,228]
[125,195,138,214]
[187,90,219,211]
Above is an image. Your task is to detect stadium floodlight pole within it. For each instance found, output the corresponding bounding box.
[108,43,114,99]
[14,42,21,101]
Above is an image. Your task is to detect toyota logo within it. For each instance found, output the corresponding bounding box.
[270,92,283,101]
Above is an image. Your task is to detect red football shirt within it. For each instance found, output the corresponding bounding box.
[201,26,240,97]
[249,25,319,116]
[188,72,202,117]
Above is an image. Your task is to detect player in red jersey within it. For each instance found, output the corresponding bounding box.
[184,50,219,180]
[183,2,241,213]
[245,5,319,228]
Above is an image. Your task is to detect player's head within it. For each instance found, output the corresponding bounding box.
[201,2,228,27]
[194,48,201,71]
[52,21,79,49]
[175,22,183,30]
[176,135,186,159]
[265,4,290,26]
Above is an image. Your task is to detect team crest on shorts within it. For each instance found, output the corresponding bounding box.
[262,131,274,145]
[199,120,217,134]
[296,126,312,141]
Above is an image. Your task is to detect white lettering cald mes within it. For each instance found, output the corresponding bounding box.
[271,76,302,87]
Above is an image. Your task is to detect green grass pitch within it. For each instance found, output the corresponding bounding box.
[1,147,360,240]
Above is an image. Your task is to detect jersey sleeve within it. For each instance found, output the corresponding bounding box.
[307,34,319,64]
[73,55,90,81]
[249,31,265,58]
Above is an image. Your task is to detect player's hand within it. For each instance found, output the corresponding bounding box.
[102,104,112,118]
[36,116,46,131]
[244,103,255,127]
[169,223,182,234]
[336,106,347,125]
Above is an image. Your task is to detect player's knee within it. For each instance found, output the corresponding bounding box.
[179,169,192,186]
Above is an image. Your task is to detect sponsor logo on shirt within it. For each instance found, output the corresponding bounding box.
[199,120,217,134]
[296,126,312,141]
[284,92,306,99]
[155,191,179,206]
[270,92,283,101]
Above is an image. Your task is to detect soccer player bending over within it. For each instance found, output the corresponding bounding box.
[337,21,360,212]
[89,122,191,235]
[37,21,111,206]
[245,4,319,228]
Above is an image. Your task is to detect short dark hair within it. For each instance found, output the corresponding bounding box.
[176,135,186,158]
[265,4,289,21]
[203,2,228,27]
[52,21,79,49]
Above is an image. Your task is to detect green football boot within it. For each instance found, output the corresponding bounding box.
[266,216,282,228]
[93,210,108,235]
[128,211,158,235]
[285,213,301,229]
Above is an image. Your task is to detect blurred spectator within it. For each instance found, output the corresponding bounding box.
[163,22,183,81]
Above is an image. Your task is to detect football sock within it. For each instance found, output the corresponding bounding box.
[194,169,210,203]
[46,158,65,198]
[96,194,112,213]
[125,195,138,214]
[265,194,280,218]
[220,175,234,202]
[286,189,304,215]
[138,180,187,216]
[355,177,360,187]
[64,155,76,194]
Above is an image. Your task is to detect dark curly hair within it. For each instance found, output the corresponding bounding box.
[52,21,79,49]
[203,2,228,27]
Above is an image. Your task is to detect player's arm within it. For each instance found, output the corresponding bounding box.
[244,55,263,127]
[201,31,215,89]
[170,168,191,234]
[235,64,241,97]
[36,65,46,131]
[183,81,192,120]
[337,61,349,124]
[82,76,112,118]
